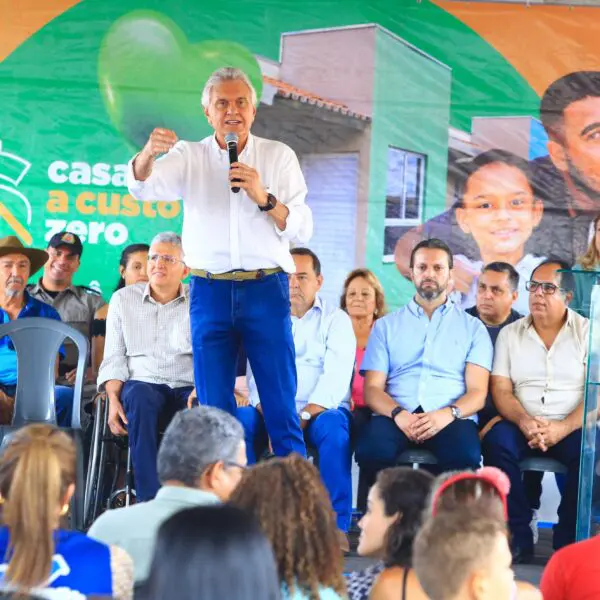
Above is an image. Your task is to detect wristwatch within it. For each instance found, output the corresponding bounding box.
[450,405,463,420]
[300,411,312,423]
[259,192,277,212]
[391,406,405,420]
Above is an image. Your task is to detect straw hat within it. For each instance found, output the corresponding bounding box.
[0,236,49,275]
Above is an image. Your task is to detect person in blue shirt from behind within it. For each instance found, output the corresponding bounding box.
[355,238,493,487]
[0,236,73,426]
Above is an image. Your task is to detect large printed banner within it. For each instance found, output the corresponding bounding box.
[2,0,600,307]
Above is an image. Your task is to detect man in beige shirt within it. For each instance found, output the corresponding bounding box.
[482,260,588,561]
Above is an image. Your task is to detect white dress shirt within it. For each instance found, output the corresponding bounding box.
[248,295,356,411]
[126,134,313,273]
[98,282,194,389]
[492,309,589,420]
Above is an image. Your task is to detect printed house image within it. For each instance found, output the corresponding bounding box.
[252,24,452,306]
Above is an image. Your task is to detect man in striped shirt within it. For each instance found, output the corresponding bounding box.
[97,231,194,501]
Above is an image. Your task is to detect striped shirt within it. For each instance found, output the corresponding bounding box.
[97,282,193,390]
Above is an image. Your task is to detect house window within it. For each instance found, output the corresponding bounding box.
[382,147,426,262]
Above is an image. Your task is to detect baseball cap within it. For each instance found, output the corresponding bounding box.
[47,231,83,256]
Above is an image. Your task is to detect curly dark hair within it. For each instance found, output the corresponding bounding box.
[376,467,434,568]
[229,454,346,600]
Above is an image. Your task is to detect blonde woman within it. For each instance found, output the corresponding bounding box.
[0,424,133,598]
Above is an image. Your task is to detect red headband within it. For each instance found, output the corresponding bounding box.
[431,467,510,519]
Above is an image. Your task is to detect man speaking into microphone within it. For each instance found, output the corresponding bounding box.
[126,67,312,459]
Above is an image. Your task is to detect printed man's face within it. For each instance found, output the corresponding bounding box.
[456,162,543,262]
[550,95,600,195]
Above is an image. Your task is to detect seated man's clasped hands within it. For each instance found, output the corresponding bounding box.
[97,232,194,501]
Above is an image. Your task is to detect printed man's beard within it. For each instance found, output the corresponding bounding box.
[566,156,600,202]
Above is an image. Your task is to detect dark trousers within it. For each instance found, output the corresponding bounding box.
[121,380,192,501]
[482,420,582,550]
[237,406,353,531]
[355,413,481,476]
[190,272,306,459]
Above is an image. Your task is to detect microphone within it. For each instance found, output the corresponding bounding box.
[225,132,240,193]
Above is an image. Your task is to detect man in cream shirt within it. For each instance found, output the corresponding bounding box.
[88,406,247,584]
[482,260,588,561]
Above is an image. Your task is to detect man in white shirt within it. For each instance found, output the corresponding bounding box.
[237,248,356,536]
[483,260,588,559]
[98,232,194,501]
[127,67,311,460]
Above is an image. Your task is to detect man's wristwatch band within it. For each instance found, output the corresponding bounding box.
[391,406,405,420]
[259,192,277,212]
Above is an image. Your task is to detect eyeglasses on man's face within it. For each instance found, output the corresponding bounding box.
[148,254,185,266]
[525,280,562,295]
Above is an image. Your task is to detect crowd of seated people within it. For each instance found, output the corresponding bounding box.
[1,219,599,599]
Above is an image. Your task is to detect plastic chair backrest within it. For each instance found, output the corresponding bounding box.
[519,456,568,475]
[0,317,88,429]
[398,449,439,466]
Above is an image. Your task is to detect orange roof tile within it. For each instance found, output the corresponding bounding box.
[263,75,370,121]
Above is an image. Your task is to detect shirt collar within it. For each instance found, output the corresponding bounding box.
[295,294,323,320]
[142,283,186,303]
[210,133,254,158]
[155,485,220,506]
[34,278,77,297]
[407,296,453,317]
[525,308,574,330]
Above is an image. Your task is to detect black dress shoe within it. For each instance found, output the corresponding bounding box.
[511,545,534,564]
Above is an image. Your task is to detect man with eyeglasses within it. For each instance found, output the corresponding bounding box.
[89,406,247,583]
[97,231,194,501]
[482,259,588,562]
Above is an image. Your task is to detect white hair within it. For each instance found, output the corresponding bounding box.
[150,231,184,259]
[201,67,258,109]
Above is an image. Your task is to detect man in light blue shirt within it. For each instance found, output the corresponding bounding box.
[237,248,356,535]
[355,239,493,483]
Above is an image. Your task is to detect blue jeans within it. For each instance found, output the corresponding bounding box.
[482,420,582,550]
[355,412,481,473]
[190,272,306,459]
[237,405,353,531]
[121,380,192,501]
[1,384,73,427]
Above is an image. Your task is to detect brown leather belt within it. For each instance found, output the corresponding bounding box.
[191,267,283,281]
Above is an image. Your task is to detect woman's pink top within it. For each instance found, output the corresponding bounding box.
[352,347,367,409]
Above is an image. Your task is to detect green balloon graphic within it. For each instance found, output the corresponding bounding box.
[98,10,263,148]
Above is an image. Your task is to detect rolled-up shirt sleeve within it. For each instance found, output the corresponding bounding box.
[360,319,389,376]
[126,141,186,202]
[466,319,494,371]
[492,328,511,378]
[97,294,130,389]
[274,147,313,244]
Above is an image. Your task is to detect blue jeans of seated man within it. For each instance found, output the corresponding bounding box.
[482,420,582,551]
[121,380,193,502]
[237,405,353,532]
[355,411,481,474]
[190,273,306,460]
[1,384,73,427]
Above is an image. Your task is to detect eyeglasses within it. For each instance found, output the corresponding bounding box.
[148,254,185,266]
[525,280,562,295]
[223,460,247,471]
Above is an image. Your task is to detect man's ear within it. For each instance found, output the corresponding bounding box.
[547,139,568,173]
[182,266,191,281]
[316,274,324,291]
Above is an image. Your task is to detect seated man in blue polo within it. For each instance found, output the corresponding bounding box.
[237,248,356,540]
[97,231,194,502]
[355,238,493,486]
[0,236,73,426]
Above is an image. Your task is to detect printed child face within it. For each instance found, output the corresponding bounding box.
[456,162,543,262]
